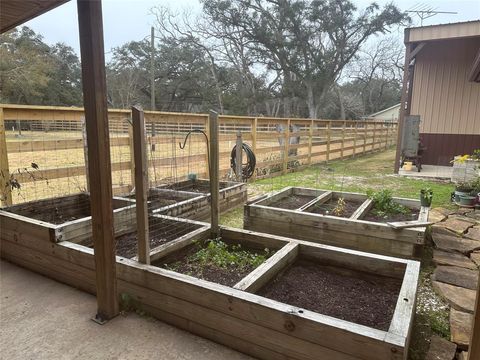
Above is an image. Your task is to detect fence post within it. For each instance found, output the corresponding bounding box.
[353,122,357,158]
[308,119,313,165]
[235,130,243,182]
[205,115,210,178]
[385,123,389,149]
[251,117,257,180]
[283,119,290,174]
[326,121,331,163]
[363,123,367,154]
[127,118,135,190]
[209,110,220,237]
[340,120,346,159]
[132,106,150,265]
[0,107,12,206]
[372,122,377,152]
[81,116,90,192]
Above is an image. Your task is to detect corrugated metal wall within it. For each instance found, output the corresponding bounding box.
[410,37,480,165]
[411,37,480,135]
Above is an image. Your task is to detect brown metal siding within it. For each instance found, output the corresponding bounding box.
[410,37,480,137]
[421,133,480,165]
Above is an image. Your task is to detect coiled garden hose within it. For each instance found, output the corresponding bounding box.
[230,143,256,180]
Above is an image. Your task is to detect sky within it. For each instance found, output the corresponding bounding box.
[21,0,480,60]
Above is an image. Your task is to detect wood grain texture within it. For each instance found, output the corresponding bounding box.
[77,0,118,319]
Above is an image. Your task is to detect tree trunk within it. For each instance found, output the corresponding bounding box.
[336,86,346,120]
[306,82,317,119]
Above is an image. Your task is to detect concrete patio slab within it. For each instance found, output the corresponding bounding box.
[399,165,453,180]
[0,260,252,360]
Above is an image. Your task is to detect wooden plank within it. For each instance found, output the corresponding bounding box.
[251,117,258,180]
[127,119,135,189]
[350,199,373,220]
[132,106,150,264]
[387,221,433,229]
[116,257,405,360]
[388,260,420,338]
[209,110,219,237]
[149,226,210,262]
[234,242,299,293]
[0,107,12,206]
[298,191,333,211]
[235,131,242,182]
[468,268,480,360]
[77,0,118,320]
[81,116,90,192]
[340,121,346,159]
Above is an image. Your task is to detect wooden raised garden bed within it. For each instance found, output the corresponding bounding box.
[0,193,135,243]
[1,223,419,360]
[155,178,247,220]
[244,187,429,258]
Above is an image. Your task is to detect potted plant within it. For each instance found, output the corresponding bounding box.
[454,182,473,203]
[420,188,433,207]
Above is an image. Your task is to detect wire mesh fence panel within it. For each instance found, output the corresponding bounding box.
[1,104,398,207]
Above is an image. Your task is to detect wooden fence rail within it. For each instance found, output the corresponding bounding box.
[0,104,397,205]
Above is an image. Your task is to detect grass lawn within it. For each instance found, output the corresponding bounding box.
[220,148,454,360]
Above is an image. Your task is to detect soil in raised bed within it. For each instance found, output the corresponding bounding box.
[363,208,419,223]
[164,181,230,194]
[154,240,273,287]
[269,194,317,210]
[5,195,126,225]
[84,218,201,259]
[125,192,183,210]
[306,197,363,218]
[258,260,402,330]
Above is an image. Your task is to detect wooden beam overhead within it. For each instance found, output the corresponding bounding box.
[408,42,426,62]
[1,0,70,33]
[77,0,118,322]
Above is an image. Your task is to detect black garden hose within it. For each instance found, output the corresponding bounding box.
[230,142,256,180]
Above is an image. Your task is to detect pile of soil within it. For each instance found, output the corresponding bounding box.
[306,198,362,218]
[258,260,402,330]
[155,242,269,286]
[363,208,419,223]
[269,194,317,210]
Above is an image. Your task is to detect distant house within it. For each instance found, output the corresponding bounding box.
[367,103,400,122]
[395,20,480,170]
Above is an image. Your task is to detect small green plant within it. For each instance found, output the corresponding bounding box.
[367,189,410,217]
[332,197,346,217]
[168,238,272,271]
[420,187,433,207]
[455,181,474,192]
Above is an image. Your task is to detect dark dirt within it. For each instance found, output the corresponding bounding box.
[363,208,419,223]
[269,194,317,210]
[124,192,189,210]
[306,198,363,218]
[154,242,266,287]
[84,217,201,259]
[164,181,229,194]
[258,260,402,330]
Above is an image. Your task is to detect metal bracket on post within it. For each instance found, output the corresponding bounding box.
[209,110,220,238]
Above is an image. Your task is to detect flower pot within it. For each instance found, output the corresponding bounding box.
[420,192,433,207]
[455,190,471,202]
[459,194,476,206]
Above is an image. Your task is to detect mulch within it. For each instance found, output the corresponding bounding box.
[258,260,402,330]
[363,208,419,223]
[269,194,317,210]
[306,198,362,217]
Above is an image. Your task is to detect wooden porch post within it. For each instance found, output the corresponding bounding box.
[468,280,480,360]
[394,29,413,174]
[77,0,118,322]
[209,110,219,237]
